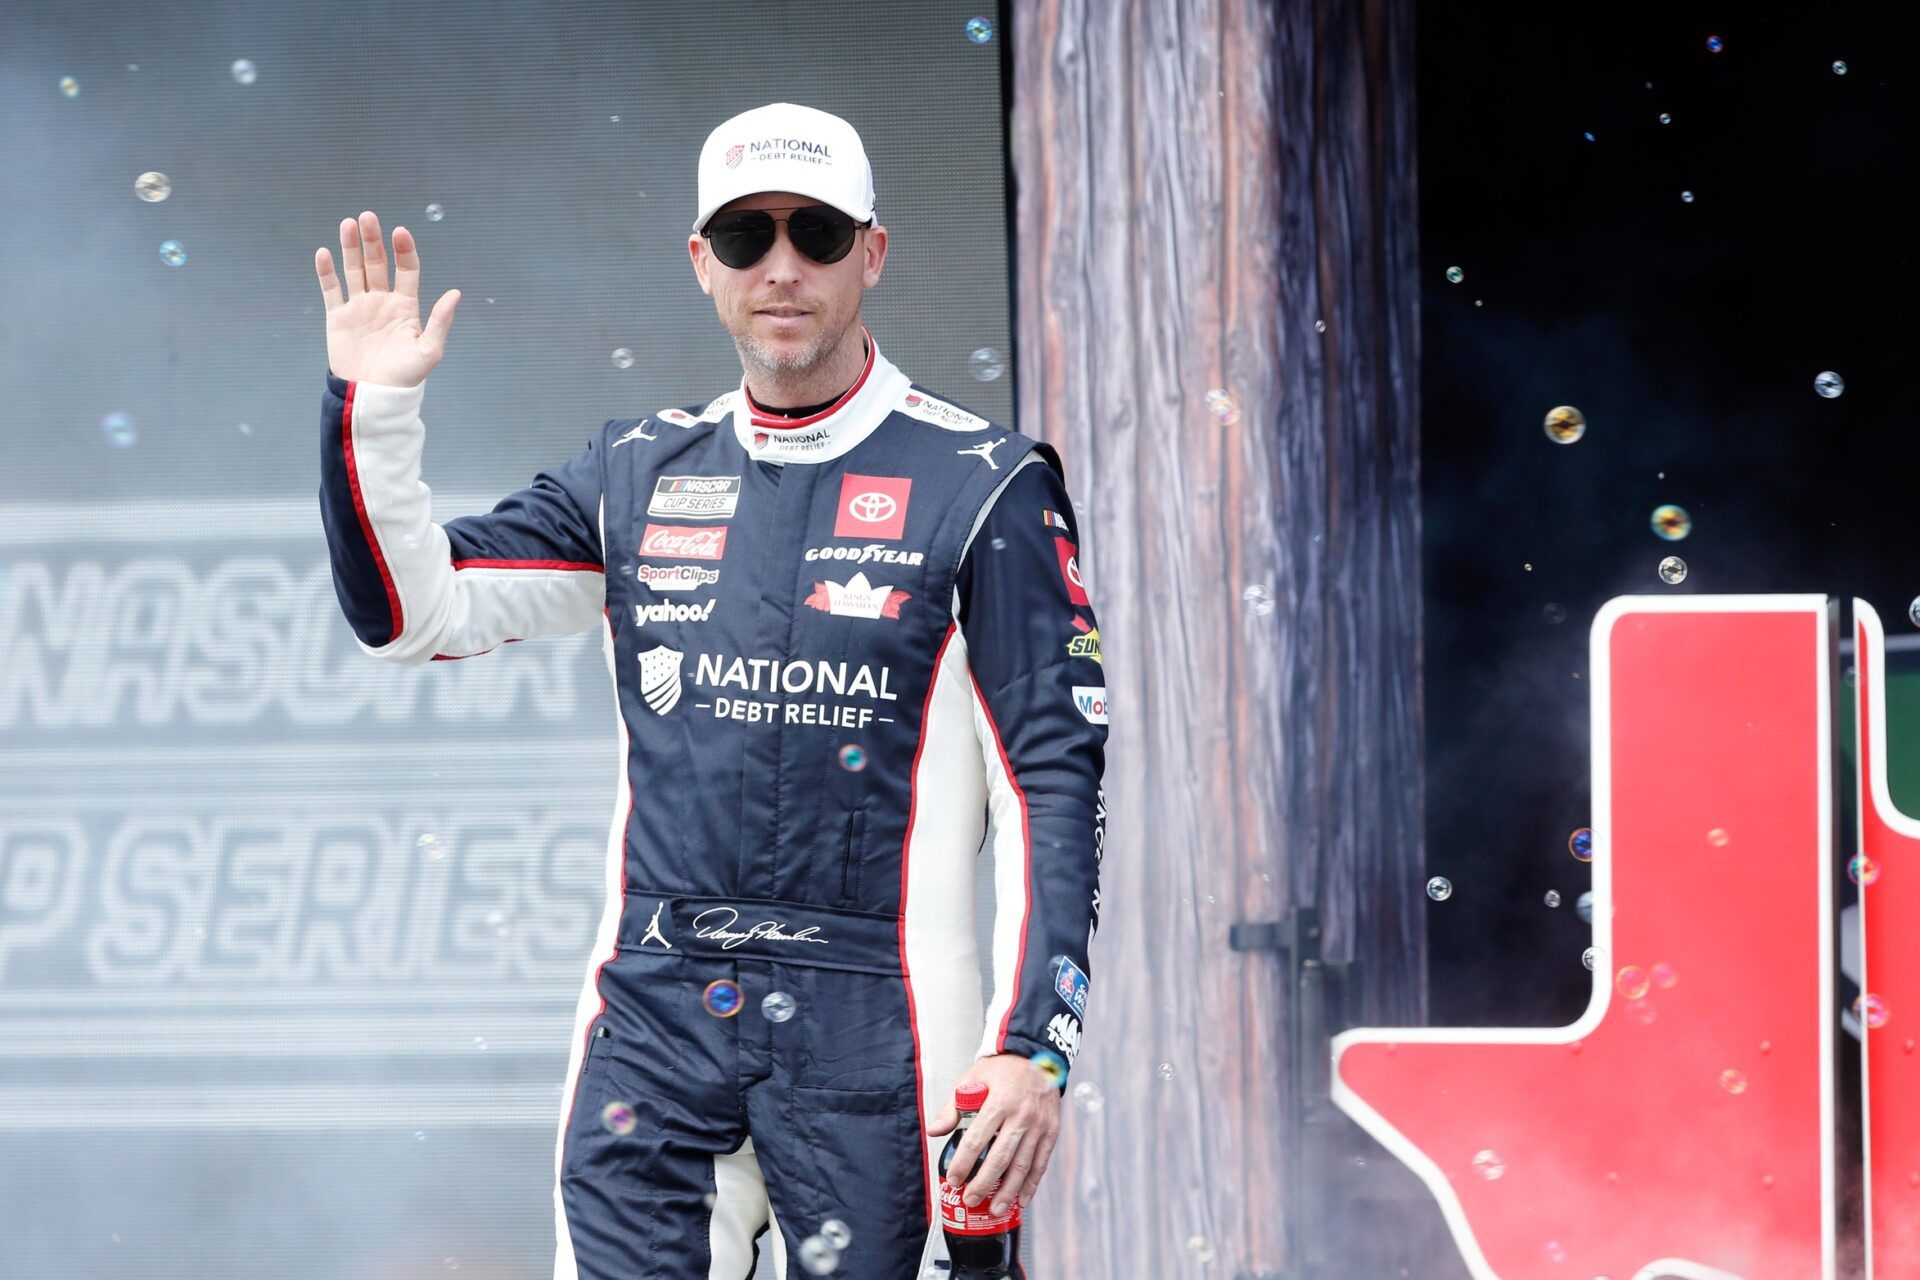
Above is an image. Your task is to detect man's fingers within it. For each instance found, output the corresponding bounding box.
[392,225,420,298]
[925,1102,958,1137]
[1019,1128,1059,1206]
[948,1110,997,1190]
[338,217,364,298]
[986,1129,1040,1212]
[964,1121,1025,1204]
[358,210,389,292]
[315,248,344,311]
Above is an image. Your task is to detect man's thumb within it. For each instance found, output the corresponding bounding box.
[925,1101,958,1137]
[423,289,460,350]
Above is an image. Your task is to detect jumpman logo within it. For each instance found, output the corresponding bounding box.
[956,439,1005,470]
[611,422,658,448]
[640,901,673,949]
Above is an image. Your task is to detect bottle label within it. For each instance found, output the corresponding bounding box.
[939,1177,1022,1235]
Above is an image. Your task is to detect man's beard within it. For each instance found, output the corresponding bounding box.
[733,312,836,378]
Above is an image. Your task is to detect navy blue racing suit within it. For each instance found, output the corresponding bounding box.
[318,325,1108,1278]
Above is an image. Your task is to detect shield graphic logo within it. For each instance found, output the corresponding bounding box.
[637,644,685,715]
[724,144,744,168]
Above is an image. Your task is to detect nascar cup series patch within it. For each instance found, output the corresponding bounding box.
[648,475,741,520]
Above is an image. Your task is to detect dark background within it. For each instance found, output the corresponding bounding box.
[1418,3,1916,1026]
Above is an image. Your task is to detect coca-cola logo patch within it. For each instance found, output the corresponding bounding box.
[639,523,728,561]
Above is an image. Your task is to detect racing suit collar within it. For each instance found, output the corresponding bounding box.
[730,323,908,466]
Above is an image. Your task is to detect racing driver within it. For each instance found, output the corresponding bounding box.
[314,102,1108,1279]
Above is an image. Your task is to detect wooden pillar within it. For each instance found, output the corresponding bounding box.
[1009,0,1425,1272]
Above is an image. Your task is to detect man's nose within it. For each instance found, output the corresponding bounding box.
[758,221,809,275]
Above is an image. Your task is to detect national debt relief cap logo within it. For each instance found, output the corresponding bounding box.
[637,644,685,716]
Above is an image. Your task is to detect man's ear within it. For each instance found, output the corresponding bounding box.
[861,225,888,289]
[689,236,713,295]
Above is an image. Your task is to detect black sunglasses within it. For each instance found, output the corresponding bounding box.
[701,205,867,269]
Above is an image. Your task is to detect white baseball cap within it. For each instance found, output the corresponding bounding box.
[691,102,877,234]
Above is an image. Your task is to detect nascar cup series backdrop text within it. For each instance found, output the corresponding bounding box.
[0,5,1026,1279]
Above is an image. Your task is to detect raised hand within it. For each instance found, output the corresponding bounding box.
[314,210,460,388]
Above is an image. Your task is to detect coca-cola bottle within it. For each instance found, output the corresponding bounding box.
[939,1082,1022,1278]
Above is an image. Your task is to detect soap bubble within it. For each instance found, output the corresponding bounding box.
[970,347,1005,381]
[230,59,257,85]
[1568,828,1594,862]
[1543,405,1586,444]
[1446,266,1464,284]
[600,1101,637,1135]
[1651,505,1691,540]
[100,411,138,448]
[1815,370,1845,399]
[1658,555,1688,585]
[703,980,743,1018]
[761,992,797,1023]
[797,1234,840,1274]
[1029,1050,1068,1089]
[135,171,171,202]
[1472,1149,1506,1180]
[1426,876,1453,901]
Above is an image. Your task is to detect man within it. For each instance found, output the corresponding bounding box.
[314,102,1107,1279]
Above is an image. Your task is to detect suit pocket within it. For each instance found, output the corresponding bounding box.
[561,1023,615,1181]
[840,805,867,904]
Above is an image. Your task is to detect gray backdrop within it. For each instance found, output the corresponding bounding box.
[0,3,1014,1276]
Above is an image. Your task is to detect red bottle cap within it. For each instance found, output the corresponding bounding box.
[955,1082,989,1111]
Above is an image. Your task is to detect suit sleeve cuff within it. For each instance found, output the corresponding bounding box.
[326,367,427,428]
